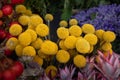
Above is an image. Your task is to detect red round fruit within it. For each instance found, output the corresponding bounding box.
[11,61,24,77]
[0,29,6,40]
[0,72,3,80]
[2,69,16,80]
[11,0,24,5]
[4,48,13,56]
[2,5,13,16]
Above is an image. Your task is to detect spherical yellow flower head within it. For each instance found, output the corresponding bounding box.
[18,32,32,46]
[41,40,58,55]
[59,40,68,50]
[15,4,26,14]
[29,15,43,27]
[103,31,116,42]
[56,50,70,63]
[84,33,98,45]
[35,24,49,37]
[64,36,77,49]
[15,44,24,57]
[73,54,86,68]
[22,46,36,56]
[57,27,69,39]
[44,14,54,21]
[95,29,105,40]
[24,9,32,16]
[59,20,68,27]
[25,29,37,42]
[69,19,78,26]
[45,65,57,78]
[38,49,49,59]
[101,42,112,51]
[31,38,43,49]
[81,24,95,34]
[33,55,43,66]
[6,37,18,50]
[76,38,90,54]
[18,15,30,26]
[27,24,36,30]
[9,24,22,36]
[88,45,94,53]
[69,25,82,37]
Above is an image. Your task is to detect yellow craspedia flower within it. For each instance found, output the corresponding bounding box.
[64,36,77,49]
[76,38,90,54]
[95,29,105,40]
[41,40,58,55]
[9,24,22,36]
[81,24,95,34]
[25,29,37,42]
[29,15,43,27]
[15,44,24,57]
[84,33,98,45]
[88,45,94,53]
[22,46,36,56]
[56,50,70,63]
[73,54,86,68]
[45,65,57,78]
[35,24,49,37]
[103,31,116,42]
[57,27,69,39]
[59,20,68,27]
[69,19,78,26]
[18,32,32,46]
[27,24,35,30]
[38,49,48,59]
[44,13,53,21]
[31,38,43,49]
[18,15,30,26]
[101,42,112,51]
[59,40,68,50]
[15,4,26,14]
[69,25,82,37]
[6,37,18,50]
[33,55,43,66]
[24,9,32,16]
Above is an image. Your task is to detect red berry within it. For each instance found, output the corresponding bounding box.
[0,29,6,40]
[4,48,13,56]
[11,61,24,77]
[2,69,16,80]
[2,5,13,16]
[11,0,24,5]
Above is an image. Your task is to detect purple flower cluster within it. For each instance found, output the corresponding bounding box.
[72,4,120,36]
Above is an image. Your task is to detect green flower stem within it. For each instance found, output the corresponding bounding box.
[47,20,51,40]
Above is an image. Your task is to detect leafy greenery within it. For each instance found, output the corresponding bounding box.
[24,0,118,20]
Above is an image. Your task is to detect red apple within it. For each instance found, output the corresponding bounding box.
[10,61,24,77]
[2,5,13,16]
[2,69,16,80]
[0,71,3,80]
[11,0,24,5]
[4,48,13,56]
[0,29,6,40]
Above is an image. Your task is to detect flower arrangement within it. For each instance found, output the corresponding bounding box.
[0,1,120,80]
